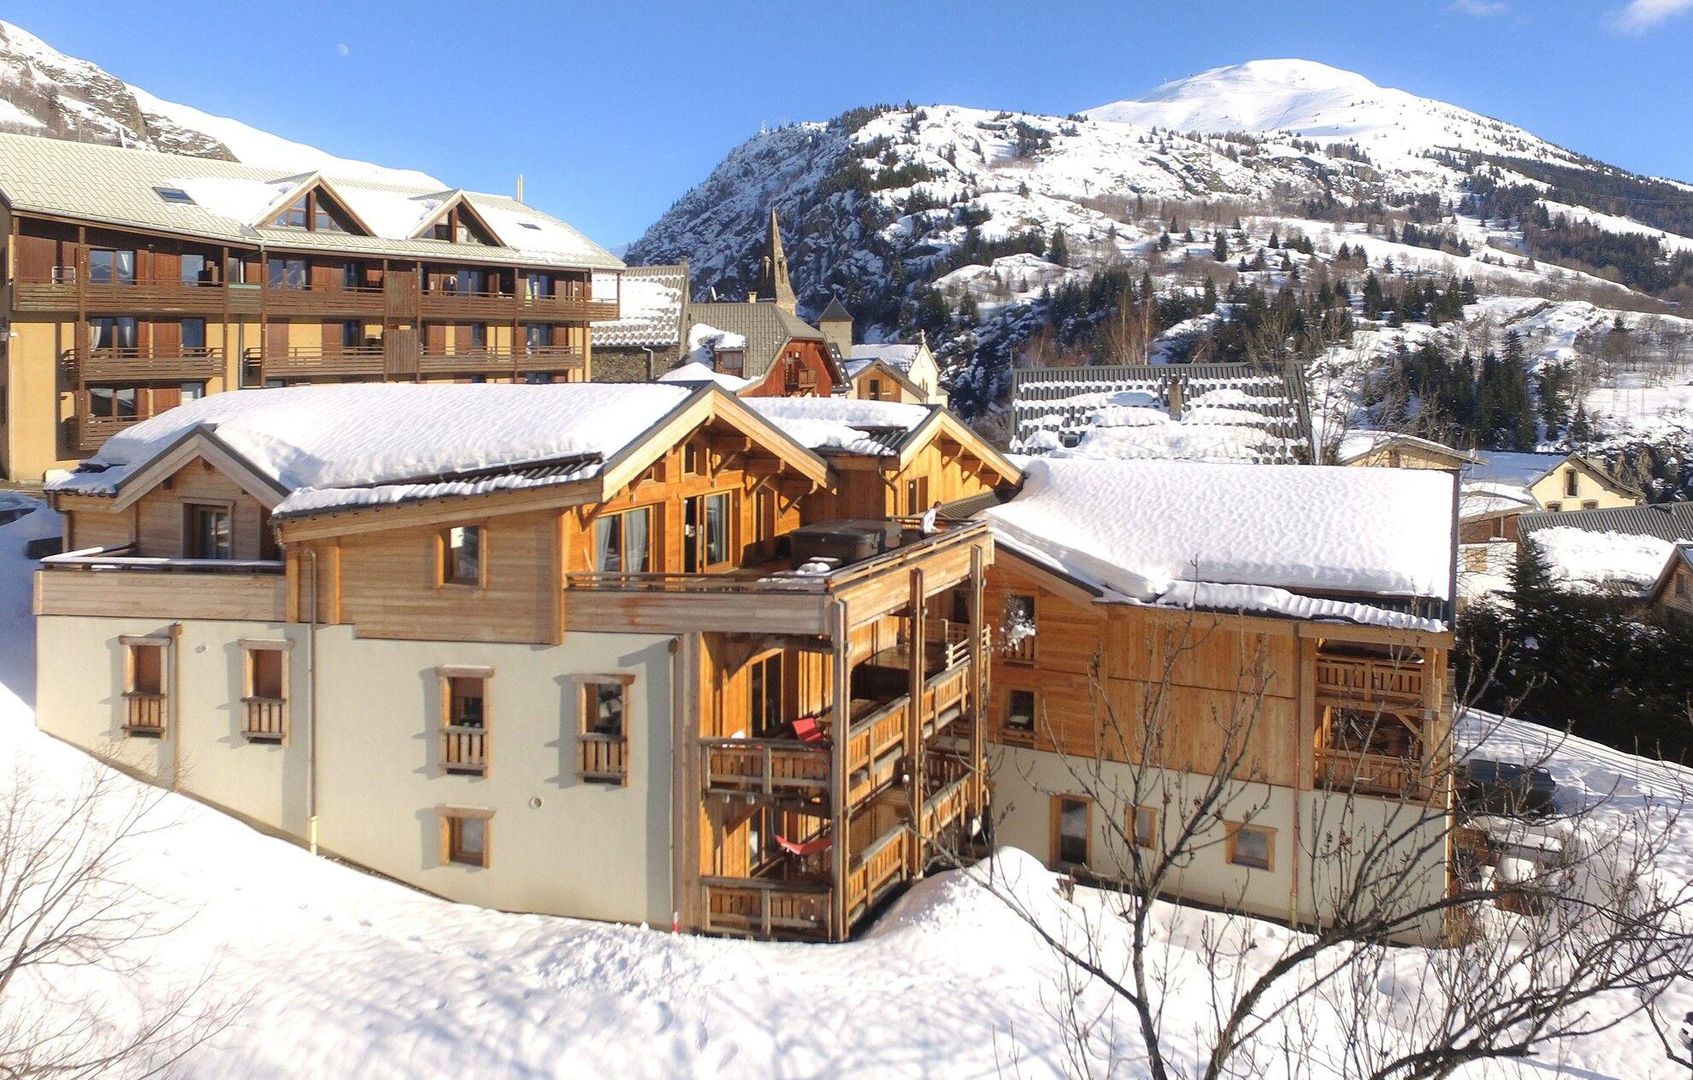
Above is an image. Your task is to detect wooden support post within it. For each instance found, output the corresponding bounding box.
[907,567,925,877]
[829,600,851,941]
[968,545,987,812]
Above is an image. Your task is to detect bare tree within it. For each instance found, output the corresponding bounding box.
[0,763,233,1078]
[945,617,1693,1079]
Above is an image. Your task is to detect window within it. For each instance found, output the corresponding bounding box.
[754,489,777,546]
[526,272,551,300]
[592,506,652,574]
[1463,547,1487,573]
[1546,502,1563,513]
[341,320,362,349]
[1132,806,1158,850]
[184,503,232,560]
[1002,594,1037,663]
[267,256,308,289]
[181,318,207,353]
[313,200,348,233]
[180,382,205,402]
[1052,795,1090,868]
[89,316,138,352]
[122,637,168,737]
[88,248,135,285]
[441,809,491,868]
[343,262,360,289]
[1006,688,1036,737]
[1228,824,1274,871]
[241,642,289,742]
[580,678,630,784]
[468,323,488,350]
[749,654,783,738]
[1563,469,1578,498]
[441,673,488,775]
[154,186,195,205]
[905,476,929,517]
[522,372,553,385]
[683,440,702,476]
[181,253,209,284]
[274,196,309,230]
[1677,573,1689,599]
[87,386,137,419]
[702,492,731,567]
[869,378,882,401]
[1581,500,1598,510]
[452,268,487,295]
[441,525,482,586]
[524,323,548,352]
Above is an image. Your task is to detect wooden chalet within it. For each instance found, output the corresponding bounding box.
[36,382,1020,942]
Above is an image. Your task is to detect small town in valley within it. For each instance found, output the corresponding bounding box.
[1,4,1692,1078]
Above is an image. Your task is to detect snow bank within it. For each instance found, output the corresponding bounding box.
[985,456,1455,600]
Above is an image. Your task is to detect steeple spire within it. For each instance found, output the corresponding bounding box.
[755,207,797,314]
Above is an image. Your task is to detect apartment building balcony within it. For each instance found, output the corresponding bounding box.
[35,545,287,623]
[13,275,240,316]
[416,344,585,375]
[417,287,618,322]
[1314,655,1427,706]
[262,284,387,317]
[253,346,388,379]
[65,346,225,383]
[1317,748,1432,800]
[1313,648,1442,802]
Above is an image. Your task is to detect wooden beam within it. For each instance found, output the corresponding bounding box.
[829,600,851,942]
[907,566,925,877]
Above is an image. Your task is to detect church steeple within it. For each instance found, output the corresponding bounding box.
[755,207,797,315]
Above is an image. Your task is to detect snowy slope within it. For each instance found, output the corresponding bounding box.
[0,19,439,185]
[2,504,1690,1078]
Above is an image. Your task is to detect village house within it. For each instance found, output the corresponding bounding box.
[969,456,1458,940]
[1458,451,1644,544]
[0,133,624,483]
[843,332,949,407]
[35,381,1018,941]
[1336,431,1479,471]
[587,263,690,381]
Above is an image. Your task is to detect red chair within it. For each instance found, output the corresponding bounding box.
[777,832,833,857]
[791,715,829,744]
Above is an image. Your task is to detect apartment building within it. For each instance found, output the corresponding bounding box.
[0,132,623,481]
[36,382,1019,941]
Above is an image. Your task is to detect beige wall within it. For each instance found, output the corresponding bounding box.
[1528,462,1638,511]
[36,614,679,927]
[991,745,1450,942]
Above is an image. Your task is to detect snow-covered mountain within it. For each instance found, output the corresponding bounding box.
[629,59,1693,458]
[0,19,439,185]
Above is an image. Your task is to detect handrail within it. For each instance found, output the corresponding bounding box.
[42,549,285,573]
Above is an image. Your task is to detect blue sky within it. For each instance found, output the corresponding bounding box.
[7,1,1691,247]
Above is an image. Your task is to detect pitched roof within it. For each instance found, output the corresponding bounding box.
[1010,361,1312,464]
[593,264,689,348]
[820,296,853,322]
[1517,501,1693,544]
[1336,431,1481,466]
[684,301,826,380]
[0,131,622,271]
[979,457,1455,630]
[743,397,931,456]
[1465,451,1643,498]
[848,343,924,376]
[1646,543,1693,605]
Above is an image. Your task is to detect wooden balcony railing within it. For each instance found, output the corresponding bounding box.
[415,345,585,374]
[123,692,166,736]
[844,827,909,920]
[243,697,286,742]
[262,284,386,316]
[848,696,909,781]
[72,411,146,453]
[701,737,830,798]
[1315,657,1427,705]
[579,732,627,785]
[442,724,487,775]
[1316,748,1427,799]
[256,346,387,377]
[701,876,831,939]
[523,293,619,321]
[68,346,224,382]
[38,546,287,622]
[13,277,235,315]
[920,662,970,731]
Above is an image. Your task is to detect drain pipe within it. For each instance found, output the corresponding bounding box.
[304,545,320,855]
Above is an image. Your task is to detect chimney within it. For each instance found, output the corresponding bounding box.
[1166,376,1185,420]
[515,174,525,203]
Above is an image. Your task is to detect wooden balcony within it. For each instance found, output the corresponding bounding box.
[579,732,627,784]
[1317,748,1429,800]
[844,827,909,922]
[36,548,287,622]
[70,411,145,453]
[523,293,619,321]
[417,288,617,322]
[263,284,386,317]
[256,346,387,378]
[701,876,831,939]
[442,724,487,775]
[13,277,236,316]
[123,692,166,737]
[1315,656,1427,706]
[243,698,286,743]
[847,696,908,802]
[416,345,585,375]
[68,346,224,382]
[701,737,830,798]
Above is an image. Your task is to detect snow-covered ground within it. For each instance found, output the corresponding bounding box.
[2,501,1691,1078]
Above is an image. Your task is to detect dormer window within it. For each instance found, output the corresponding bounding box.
[274,197,308,230]
[271,187,358,233]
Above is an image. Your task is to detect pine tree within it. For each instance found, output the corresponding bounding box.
[1268,231,1280,249]
[1202,276,1218,312]
[1214,233,1229,261]
[1048,227,1069,266]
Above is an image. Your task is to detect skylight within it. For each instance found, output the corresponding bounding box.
[518,222,543,231]
[154,186,195,205]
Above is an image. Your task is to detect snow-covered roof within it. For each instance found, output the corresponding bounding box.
[744,397,932,456]
[1517,501,1693,545]
[983,457,1455,616]
[684,302,828,381]
[1336,430,1478,466]
[47,383,693,516]
[1465,451,1572,489]
[0,131,622,271]
[1527,527,1675,597]
[849,343,923,374]
[657,361,750,393]
[592,265,688,348]
[1011,362,1310,465]
[1458,481,1538,521]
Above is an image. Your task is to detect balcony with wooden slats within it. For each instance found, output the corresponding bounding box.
[68,346,225,383]
[442,724,488,775]
[415,344,585,375]
[263,284,387,317]
[243,698,286,743]
[122,692,167,737]
[13,276,238,316]
[252,346,388,379]
[578,733,627,784]
[1314,655,1428,706]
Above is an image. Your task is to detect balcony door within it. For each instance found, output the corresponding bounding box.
[683,492,731,573]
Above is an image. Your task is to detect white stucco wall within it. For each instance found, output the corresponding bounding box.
[36,616,679,927]
[990,745,1450,941]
